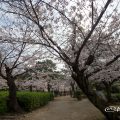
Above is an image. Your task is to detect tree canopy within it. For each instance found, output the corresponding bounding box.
[36,59,56,72]
[0,0,120,119]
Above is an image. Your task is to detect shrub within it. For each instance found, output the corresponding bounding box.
[0,96,8,114]
[17,92,54,111]
[111,93,120,103]
[111,85,120,93]
[74,91,82,100]
[0,91,54,113]
[0,92,8,114]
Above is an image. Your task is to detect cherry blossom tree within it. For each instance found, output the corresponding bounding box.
[30,59,66,92]
[0,28,43,112]
[88,63,120,102]
[1,0,120,119]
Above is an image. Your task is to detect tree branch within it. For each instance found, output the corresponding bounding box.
[106,54,120,66]
[75,0,112,64]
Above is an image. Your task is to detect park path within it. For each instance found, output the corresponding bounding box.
[16,96,105,120]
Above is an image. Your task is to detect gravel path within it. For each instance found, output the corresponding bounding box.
[0,96,105,120]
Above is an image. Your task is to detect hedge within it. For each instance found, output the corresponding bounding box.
[0,92,8,114]
[0,91,54,114]
[17,92,54,111]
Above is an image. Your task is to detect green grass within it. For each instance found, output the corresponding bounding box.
[0,91,54,114]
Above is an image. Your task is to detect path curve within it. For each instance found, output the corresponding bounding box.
[18,96,105,120]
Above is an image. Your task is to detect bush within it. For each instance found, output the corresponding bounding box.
[17,92,54,111]
[111,93,120,103]
[0,92,8,114]
[0,91,54,113]
[74,91,82,100]
[0,96,8,114]
[111,85,120,93]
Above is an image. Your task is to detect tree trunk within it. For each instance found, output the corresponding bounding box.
[72,71,120,120]
[7,78,23,113]
[29,85,33,92]
[70,82,76,98]
[47,82,51,92]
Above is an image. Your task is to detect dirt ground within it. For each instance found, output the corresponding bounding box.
[0,96,105,120]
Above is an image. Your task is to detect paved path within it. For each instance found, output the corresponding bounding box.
[17,96,105,120]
